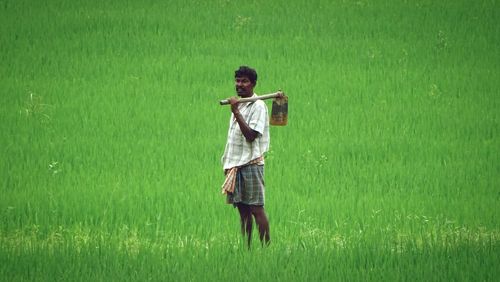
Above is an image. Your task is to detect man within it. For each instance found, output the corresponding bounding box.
[221,66,271,247]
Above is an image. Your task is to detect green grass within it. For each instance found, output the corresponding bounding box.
[1,0,499,280]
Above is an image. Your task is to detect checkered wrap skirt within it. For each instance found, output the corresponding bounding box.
[226,164,265,206]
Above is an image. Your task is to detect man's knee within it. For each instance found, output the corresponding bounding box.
[250,205,266,217]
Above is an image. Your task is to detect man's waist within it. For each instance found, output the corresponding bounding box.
[245,156,264,166]
[223,156,264,170]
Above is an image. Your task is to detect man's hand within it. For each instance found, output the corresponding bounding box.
[228,97,239,115]
[228,96,258,142]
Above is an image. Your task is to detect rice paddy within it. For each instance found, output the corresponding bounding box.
[1,0,499,281]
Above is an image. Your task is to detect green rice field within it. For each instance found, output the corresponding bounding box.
[1,0,499,280]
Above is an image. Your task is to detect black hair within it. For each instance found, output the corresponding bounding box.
[234,66,257,85]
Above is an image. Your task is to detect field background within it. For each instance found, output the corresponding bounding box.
[1,0,499,281]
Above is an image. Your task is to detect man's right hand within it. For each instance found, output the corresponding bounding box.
[228,97,239,114]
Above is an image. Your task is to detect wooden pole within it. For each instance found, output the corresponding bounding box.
[219,91,284,105]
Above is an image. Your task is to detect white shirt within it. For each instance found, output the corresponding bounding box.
[221,94,270,170]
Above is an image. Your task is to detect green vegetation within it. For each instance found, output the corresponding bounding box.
[1,0,499,280]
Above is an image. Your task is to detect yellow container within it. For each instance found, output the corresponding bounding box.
[270,96,288,126]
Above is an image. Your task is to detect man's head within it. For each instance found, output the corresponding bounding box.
[235,66,257,97]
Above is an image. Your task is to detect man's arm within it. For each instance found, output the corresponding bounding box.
[229,97,259,142]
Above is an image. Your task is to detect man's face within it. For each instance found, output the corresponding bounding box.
[235,76,254,98]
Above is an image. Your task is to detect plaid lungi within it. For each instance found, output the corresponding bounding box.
[226,164,265,206]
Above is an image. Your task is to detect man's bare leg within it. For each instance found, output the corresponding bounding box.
[237,203,253,248]
[250,205,270,246]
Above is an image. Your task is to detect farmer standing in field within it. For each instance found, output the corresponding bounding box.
[221,66,271,247]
